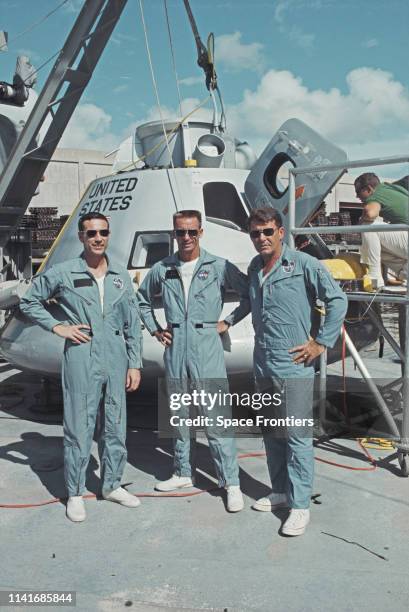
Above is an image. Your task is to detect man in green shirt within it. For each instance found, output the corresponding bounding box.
[354,172,408,288]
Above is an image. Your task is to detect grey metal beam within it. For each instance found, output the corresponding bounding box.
[292,154,409,175]
[291,224,409,235]
[346,291,409,304]
[0,0,128,248]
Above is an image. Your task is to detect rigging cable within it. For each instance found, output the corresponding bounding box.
[0,0,70,52]
[138,0,183,211]
[116,93,211,173]
[163,0,183,118]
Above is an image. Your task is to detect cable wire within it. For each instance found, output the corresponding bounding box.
[0,444,378,508]
[138,0,184,210]
[117,93,211,173]
[163,0,183,118]
[0,0,70,52]
[22,48,62,87]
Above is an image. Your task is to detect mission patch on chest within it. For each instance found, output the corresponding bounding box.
[282,260,295,274]
[113,277,124,289]
[197,269,209,280]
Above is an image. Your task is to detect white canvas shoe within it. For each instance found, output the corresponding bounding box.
[66,496,86,522]
[103,487,141,508]
[154,475,194,492]
[252,492,288,512]
[226,485,244,512]
[282,509,310,536]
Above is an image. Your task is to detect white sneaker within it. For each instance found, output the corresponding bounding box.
[226,485,244,512]
[155,475,194,492]
[252,492,288,512]
[282,509,310,536]
[103,486,141,508]
[66,496,86,522]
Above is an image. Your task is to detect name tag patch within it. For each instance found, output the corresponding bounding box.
[74,278,93,287]
[113,277,124,289]
[165,269,179,279]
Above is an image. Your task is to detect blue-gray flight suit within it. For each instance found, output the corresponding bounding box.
[137,249,250,486]
[248,244,347,508]
[19,254,142,497]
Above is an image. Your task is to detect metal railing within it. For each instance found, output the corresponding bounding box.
[288,155,409,473]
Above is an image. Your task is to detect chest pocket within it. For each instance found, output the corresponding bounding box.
[58,283,93,306]
[262,272,309,329]
[163,277,182,301]
[111,288,128,308]
[193,270,219,297]
[269,272,305,298]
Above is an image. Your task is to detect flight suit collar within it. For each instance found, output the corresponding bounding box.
[165,248,217,269]
[162,249,217,305]
[249,242,291,285]
[70,252,121,275]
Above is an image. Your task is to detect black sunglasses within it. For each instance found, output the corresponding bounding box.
[82,229,110,238]
[249,228,275,239]
[174,229,199,237]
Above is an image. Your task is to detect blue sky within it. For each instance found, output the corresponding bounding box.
[1,0,409,172]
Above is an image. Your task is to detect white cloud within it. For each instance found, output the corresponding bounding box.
[274,0,317,49]
[111,32,138,47]
[139,97,212,124]
[16,48,41,62]
[225,67,409,160]
[215,32,265,73]
[113,84,129,94]
[63,0,83,14]
[274,0,289,24]
[287,26,315,49]
[55,66,409,171]
[60,103,119,151]
[178,76,203,87]
[362,38,379,49]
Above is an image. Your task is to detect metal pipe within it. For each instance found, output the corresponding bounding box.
[291,224,409,235]
[288,171,295,249]
[401,246,409,448]
[367,309,404,362]
[346,292,409,304]
[319,349,328,432]
[343,330,401,438]
[292,154,409,175]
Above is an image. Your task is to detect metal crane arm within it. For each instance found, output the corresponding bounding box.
[0,0,127,248]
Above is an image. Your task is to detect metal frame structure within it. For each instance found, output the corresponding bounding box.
[0,0,127,264]
[288,155,409,476]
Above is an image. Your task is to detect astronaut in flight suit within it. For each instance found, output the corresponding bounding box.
[20,212,143,522]
[138,209,250,512]
[246,207,347,536]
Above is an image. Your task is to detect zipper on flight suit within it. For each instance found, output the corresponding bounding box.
[171,267,189,365]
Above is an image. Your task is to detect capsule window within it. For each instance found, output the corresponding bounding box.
[128,231,173,269]
[203,182,248,231]
[263,153,295,199]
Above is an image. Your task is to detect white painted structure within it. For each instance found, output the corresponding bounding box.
[30,148,113,216]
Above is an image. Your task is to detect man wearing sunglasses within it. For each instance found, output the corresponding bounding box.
[246,208,347,536]
[20,212,142,522]
[138,210,250,512]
